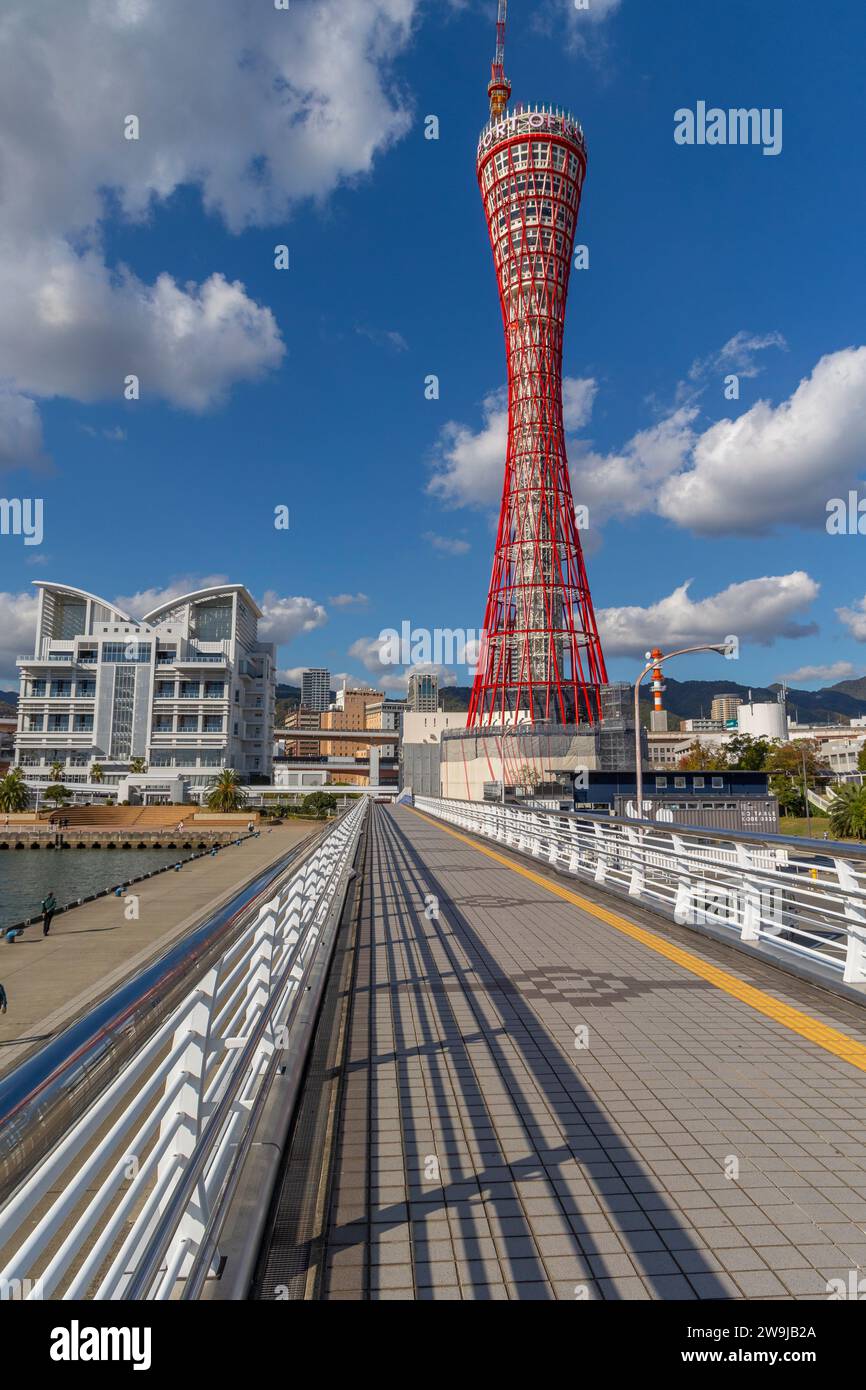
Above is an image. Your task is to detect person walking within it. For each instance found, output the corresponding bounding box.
[41,890,57,937]
[0,981,7,1013]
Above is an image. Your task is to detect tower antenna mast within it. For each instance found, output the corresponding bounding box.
[488,0,512,120]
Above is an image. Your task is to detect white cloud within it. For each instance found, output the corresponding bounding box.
[0,0,419,441]
[258,592,328,646]
[0,590,40,682]
[597,572,819,659]
[572,407,698,524]
[432,347,866,538]
[349,634,392,676]
[329,592,370,607]
[355,326,408,352]
[688,330,787,383]
[0,249,284,412]
[428,387,508,508]
[535,0,623,53]
[429,378,597,509]
[837,595,866,642]
[659,348,866,535]
[780,661,858,685]
[424,532,471,555]
[0,0,417,239]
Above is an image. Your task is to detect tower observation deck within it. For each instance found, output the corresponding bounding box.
[467,10,608,729]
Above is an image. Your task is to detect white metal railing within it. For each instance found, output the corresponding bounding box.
[415,798,866,986]
[0,798,366,1300]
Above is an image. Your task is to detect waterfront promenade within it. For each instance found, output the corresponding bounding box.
[0,823,316,1075]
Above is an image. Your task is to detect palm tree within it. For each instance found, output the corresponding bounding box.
[129,757,147,775]
[0,767,29,813]
[206,768,248,813]
[49,760,64,782]
[91,763,105,784]
[828,784,866,840]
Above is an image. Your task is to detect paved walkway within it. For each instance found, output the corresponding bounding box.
[319,804,866,1300]
[0,824,316,1075]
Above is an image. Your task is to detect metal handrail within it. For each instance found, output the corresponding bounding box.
[0,823,327,1203]
[0,799,367,1300]
[414,797,866,986]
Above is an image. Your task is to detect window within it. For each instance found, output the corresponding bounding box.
[204,681,225,699]
[153,718,172,733]
[102,642,151,663]
[51,681,72,697]
[711,777,724,789]
[674,777,686,789]
[179,682,200,699]
[77,681,96,698]
[73,715,93,732]
[156,681,175,698]
[30,680,46,697]
[179,715,198,732]
[48,715,69,732]
[655,775,668,788]
[203,716,222,732]
[194,602,232,641]
[109,666,135,760]
[693,776,705,789]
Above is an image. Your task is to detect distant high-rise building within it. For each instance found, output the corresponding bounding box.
[711,694,743,724]
[301,668,330,712]
[407,673,439,713]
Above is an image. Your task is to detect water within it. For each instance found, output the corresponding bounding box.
[0,847,198,930]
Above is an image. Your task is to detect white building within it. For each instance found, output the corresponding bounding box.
[301,668,331,713]
[15,582,275,801]
[407,673,439,713]
[737,696,788,741]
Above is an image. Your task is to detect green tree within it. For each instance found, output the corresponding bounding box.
[90,762,105,784]
[724,734,772,771]
[49,760,64,782]
[769,774,805,817]
[0,767,29,813]
[45,784,71,808]
[206,768,248,812]
[857,744,866,775]
[829,784,866,840]
[302,792,337,818]
[677,740,727,772]
[129,757,147,775]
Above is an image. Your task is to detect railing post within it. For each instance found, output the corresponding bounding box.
[671,833,692,925]
[154,963,220,1284]
[592,821,607,884]
[567,818,581,875]
[834,858,866,984]
[625,826,644,898]
[736,842,761,943]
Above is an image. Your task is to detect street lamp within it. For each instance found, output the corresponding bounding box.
[633,643,731,821]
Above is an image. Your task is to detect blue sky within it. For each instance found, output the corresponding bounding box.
[0,0,864,695]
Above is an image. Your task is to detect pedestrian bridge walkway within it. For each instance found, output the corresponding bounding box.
[2,798,866,1302]
[258,804,866,1301]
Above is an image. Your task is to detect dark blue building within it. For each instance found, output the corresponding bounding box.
[571,769,778,832]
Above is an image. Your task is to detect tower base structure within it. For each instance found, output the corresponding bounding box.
[440,684,646,803]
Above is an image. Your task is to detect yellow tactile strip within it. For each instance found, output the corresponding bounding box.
[409,809,866,1076]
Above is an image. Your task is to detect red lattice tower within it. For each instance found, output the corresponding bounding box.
[468,4,607,728]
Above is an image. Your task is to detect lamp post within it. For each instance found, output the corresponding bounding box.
[801,745,811,830]
[633,643,731,821]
